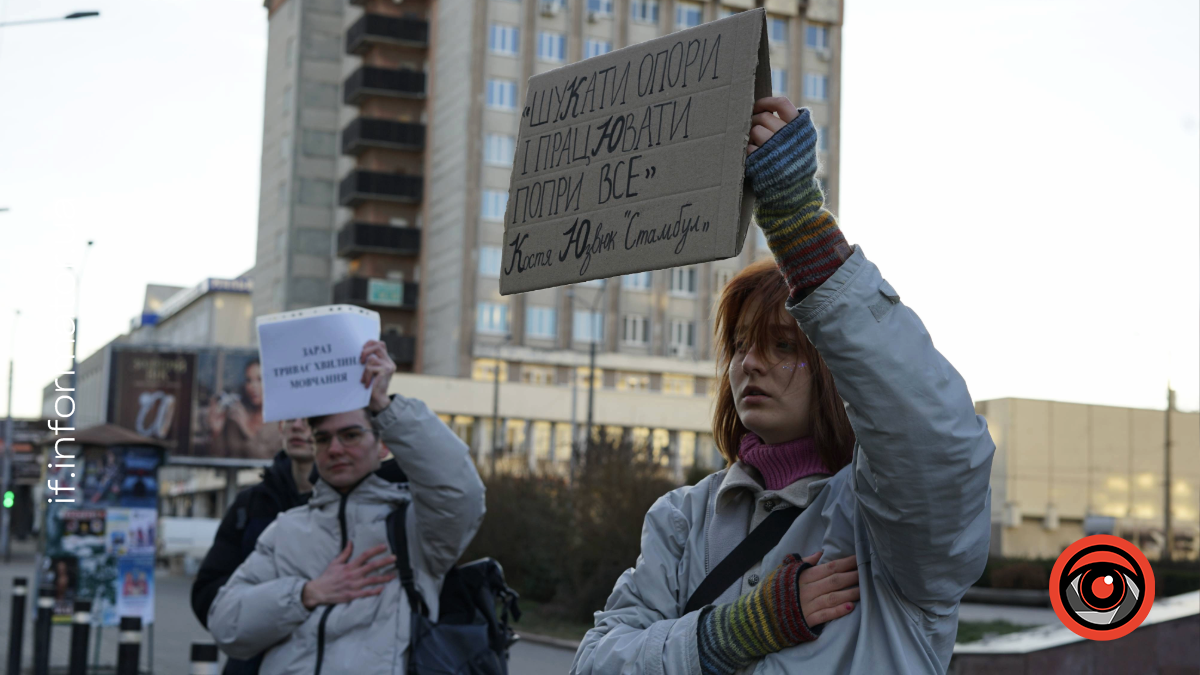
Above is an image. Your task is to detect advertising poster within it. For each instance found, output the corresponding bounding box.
[192,348,281,459]
[40,555,79,621]
[107,350,195,454]
[79,446,161,507]
[114,557,155,625]
[106,508,157,557]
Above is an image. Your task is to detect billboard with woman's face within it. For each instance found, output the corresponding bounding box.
[190,348,281,459]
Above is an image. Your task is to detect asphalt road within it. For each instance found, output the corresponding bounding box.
[0,539,578,674]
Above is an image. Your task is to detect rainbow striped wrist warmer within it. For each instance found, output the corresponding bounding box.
[745,108,851,299]
[696,555,818,675]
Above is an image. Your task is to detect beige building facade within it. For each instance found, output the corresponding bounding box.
[976,397,1200,561]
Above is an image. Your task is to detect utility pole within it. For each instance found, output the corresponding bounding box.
[1163,385,1175,561]
[67,241,94,430]
[2,310,19,563]
[489,334,512,476]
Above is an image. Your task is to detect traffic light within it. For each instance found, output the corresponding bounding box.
[2,491,13,508]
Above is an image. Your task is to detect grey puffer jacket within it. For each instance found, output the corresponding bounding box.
[571,247,996,675]
[207,394,486,675]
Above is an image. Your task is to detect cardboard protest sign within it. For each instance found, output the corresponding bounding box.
[500,8,772,295]
[256,305,380,422]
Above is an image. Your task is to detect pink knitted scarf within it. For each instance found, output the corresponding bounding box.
[738,433,830,491]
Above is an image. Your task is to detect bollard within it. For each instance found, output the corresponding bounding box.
[32,589,54,675]
[5,578,27,675]
[190,643,219,675]
[68,600,92,675]
[116,616,141,675]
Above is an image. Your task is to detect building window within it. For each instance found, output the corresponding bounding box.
[768,17,787,43]
[675,1,701,29]
[616,371,650,391]
[587,0,613,16]
[277,181,288,208]
[585,39,612,58]
[630,0,659,24]
[472,358,508,382]
[489,24,520,56]
[575,366,602,389]
[282,84,293,117]
[621,271,652,290]
[526,306,558,339]
[714,268,733,292]
[298,178,334,207]
[771,68,787,96]
[302,129,336,157]
[486,79,518,110]
[537,31,566,63]
[818,125,829,152]
[479,246,503,276]
[806,25,829,50]
[522,365,556,385]
[669,320,695,353]
[669,267,697,295]
[718,7,737,18]
[481,190,508,221]
[484,134,516,166]
[285,37,296,67]
[577,278,605,288]
[622,315,650,344]
[804,73,828,101]
[476,302,509,335]
[662,373,695,396]
[573,310,603,343]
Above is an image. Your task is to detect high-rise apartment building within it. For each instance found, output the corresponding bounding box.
[254,0,844,464]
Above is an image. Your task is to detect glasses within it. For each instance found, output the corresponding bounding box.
[312,426,374,452]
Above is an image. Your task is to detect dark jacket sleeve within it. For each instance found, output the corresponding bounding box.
[191,489,252,629]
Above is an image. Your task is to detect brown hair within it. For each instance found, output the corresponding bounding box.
[712,258,855,472]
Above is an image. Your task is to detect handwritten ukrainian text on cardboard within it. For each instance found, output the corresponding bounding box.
[500,9,771,295]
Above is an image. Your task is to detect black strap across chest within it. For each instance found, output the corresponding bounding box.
[683,507,801,614]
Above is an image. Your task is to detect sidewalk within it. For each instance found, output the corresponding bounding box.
[0,538,578,674]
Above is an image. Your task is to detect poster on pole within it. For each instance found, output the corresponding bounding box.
[499,8,772,294]
[256,305,381,423]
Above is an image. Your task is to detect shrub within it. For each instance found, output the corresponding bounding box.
[990,562,1049,590]
[461,430,677,624]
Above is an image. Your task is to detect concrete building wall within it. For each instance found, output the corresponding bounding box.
[253,0,344,322]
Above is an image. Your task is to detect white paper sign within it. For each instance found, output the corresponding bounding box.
[256,305,381,423]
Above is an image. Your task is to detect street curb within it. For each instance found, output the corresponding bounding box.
[516,630,582,651]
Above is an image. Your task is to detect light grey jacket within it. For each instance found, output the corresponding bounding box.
[571,247,995,675]
[207,394,486,675]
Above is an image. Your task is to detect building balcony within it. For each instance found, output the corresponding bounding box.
[338,170,423,206]
[346,14,429,54]
[343,66,425,106]
[333,276,419,311]
[382,332,416,366]
[341,118,425,155]
[337,222,421,258]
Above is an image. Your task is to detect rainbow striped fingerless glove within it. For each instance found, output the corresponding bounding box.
[745,108,852,299]
[697,554,819,675]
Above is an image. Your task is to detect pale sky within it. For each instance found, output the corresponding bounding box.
[0,0,1196,419]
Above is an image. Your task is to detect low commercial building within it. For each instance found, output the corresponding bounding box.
[977,397,1200,561]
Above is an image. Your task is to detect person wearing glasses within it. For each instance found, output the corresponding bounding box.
[206,340,486,675]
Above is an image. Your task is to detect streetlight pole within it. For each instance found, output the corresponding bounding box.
[489,334,512,475]
[67,241,93,431]
[2,310,20,562]
[581,284,605,462]
[0,11,100,28]
[1164,385,1175,561]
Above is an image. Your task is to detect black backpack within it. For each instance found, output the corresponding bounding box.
[385,502,522,674]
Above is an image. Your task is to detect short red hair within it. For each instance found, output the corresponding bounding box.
[711,258,855,471]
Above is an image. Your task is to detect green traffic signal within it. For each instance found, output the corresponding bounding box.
[2,491,13,508]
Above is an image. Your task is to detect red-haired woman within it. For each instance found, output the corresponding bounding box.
[571,98,995,674]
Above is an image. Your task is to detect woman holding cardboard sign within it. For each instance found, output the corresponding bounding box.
[570,97,995,674]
